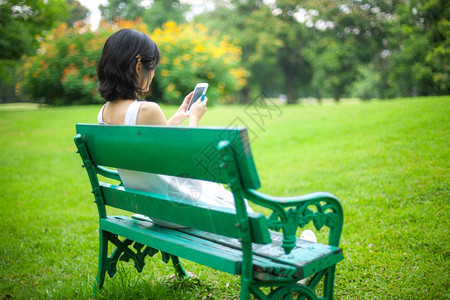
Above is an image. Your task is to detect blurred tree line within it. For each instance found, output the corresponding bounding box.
[19,19,247,106]
[196,0,449,102]
[0,0,88,102]
[1,0,448,104]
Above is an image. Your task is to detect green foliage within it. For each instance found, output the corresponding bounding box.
[0,60,21,102]
[18,20,247,105]
[425,19,450,92]
[197,0,448,102]
[307,37,359,101]
[269,4,313,103]
[142,0,190,30]
[99,0,144,22]
[98,0,190,34]
[303,0,449,99]
[301,0,394,101]
[0,97,448,299]
[386,0,449,96]
[197,2,312,103]
[19,23,108,105]
[0,0,71,102]
[66,0,90,27]
[387,35,434,97]
[7,0,450,103]
[349,63,382,100]
[0,0,70,60]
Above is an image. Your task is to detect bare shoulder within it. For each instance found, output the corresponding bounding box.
[137,101,167,125]
[139,101,162,113]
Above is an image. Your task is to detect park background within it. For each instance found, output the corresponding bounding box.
[0,0,449,299]
[1,0,449,104]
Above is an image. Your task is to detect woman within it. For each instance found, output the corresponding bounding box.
[96,29,252,228]
[97,28,207,127]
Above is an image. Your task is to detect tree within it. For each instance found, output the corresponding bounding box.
[194,1,275,103]
[301,0,395,101]
[273,0,313,103]
[303,0,449,99]
[142,0,189,30]
[0,0,70,60]
[99,0,143,22]
[196,0,313,103]
[99,0,190,38]
[425,18,449,93]
[66,0,90,27]
[0,0,70,102]
[348,63,383,100]
[386,0,449,96]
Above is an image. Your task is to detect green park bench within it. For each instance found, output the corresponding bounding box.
[74,124,344,299]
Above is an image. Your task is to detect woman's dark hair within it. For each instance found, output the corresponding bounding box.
[97,29,160,102]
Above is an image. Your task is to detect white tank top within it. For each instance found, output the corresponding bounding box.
[97,101,144,125]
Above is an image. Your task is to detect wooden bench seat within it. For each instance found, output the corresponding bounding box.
[102,215,343,281]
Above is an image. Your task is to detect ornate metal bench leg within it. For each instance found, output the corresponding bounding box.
[170,255,188,279]
[94,229,109,295]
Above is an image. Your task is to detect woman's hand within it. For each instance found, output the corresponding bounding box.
[187,96,208,127]
[167,92,193,126]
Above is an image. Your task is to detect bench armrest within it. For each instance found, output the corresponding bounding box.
[243,189,343,254]
[95,166,122,182]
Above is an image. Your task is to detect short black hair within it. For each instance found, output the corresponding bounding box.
[97,29,160,102]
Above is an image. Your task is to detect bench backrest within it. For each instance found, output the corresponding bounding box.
[75,124,271,244]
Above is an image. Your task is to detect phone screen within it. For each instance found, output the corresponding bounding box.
[187,86,206,110]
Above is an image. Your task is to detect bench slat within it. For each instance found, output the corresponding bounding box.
[76,124,260,189]
[179,228,344,279]
[100,183,271,244]
[101,216,242,274]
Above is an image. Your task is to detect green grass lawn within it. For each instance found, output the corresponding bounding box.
[0,96,448,299]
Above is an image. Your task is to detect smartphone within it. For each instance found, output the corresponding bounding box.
[187,82,208,111]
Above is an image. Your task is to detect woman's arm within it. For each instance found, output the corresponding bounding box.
[167,92,192,126]
[136,92,207,127]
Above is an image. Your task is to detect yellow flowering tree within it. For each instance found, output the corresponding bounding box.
[19,19,247,105]
[150,21,248,104]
